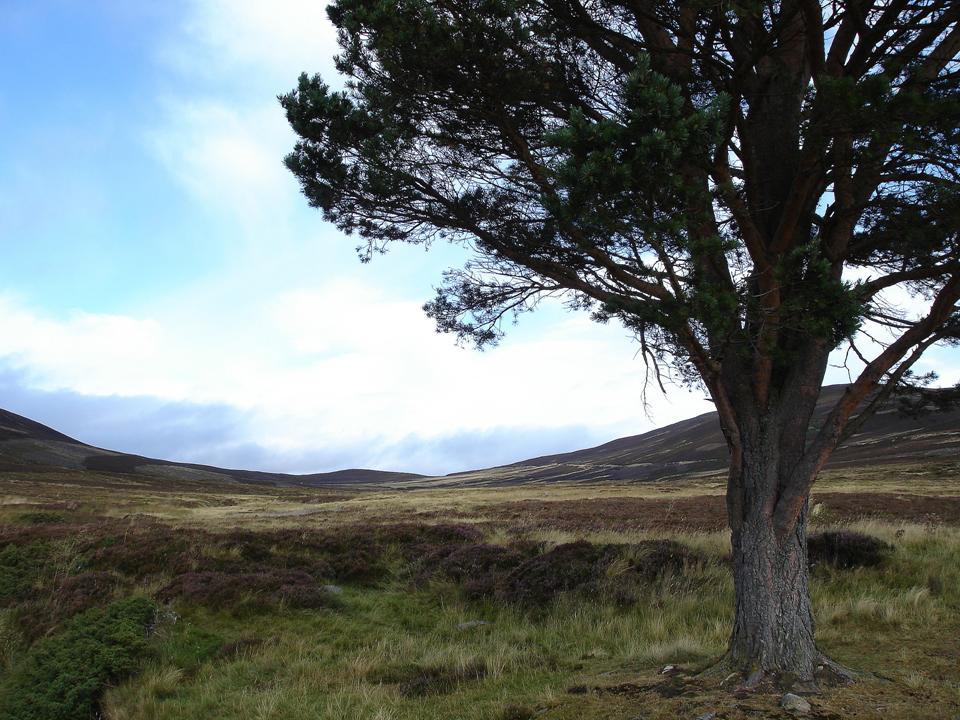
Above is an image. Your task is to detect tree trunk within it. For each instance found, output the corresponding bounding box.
[729,502,817,681]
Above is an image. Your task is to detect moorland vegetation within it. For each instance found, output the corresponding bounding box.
[0,468,957,719]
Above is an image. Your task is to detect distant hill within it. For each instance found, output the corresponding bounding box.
[426,384,960,486]
[2,384,959,488]
[0,408,423,488]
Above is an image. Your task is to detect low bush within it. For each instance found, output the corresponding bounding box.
[87,530,196,576]
[808,530,892,569]
[499,705,536,720]
[16,512,66,525]
[496,540,706,607]
[0,542,51,603]
[498,541,608,606]
[415,543,531,598]
[0,596,156,720]
[158,570,339,612]
[18,571,124,641]
[55,571,122,616]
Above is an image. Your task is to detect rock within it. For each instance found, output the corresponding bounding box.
[695,713,717,720]
[321,584,343,595]
[744,669,765,688]
[660,664,676,674]
[780,693,811,714]
[456,619,491,630]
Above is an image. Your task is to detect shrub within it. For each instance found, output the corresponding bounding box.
[495,540,707,607]
[598,540,707,605]
[0,596,156,720]
[157,570,340,612]
[18,571,124,642]
[414,543,531,598]
[499,705,536,720]
[87,530,196,576]
[16,512,66,525]
[808,531,892,569]
[0,543,51,603]
[54,572,121,617]
[497,541,607,606]
[617,540,705,582]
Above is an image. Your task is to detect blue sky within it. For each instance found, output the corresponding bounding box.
[0,1,956,475]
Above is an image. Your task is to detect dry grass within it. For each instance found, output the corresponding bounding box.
[2,466,960,719]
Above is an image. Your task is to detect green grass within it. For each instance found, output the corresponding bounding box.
[98,526,960,720]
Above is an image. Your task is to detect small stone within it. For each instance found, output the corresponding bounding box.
[456,620,491,630]
[695,713,717,720]
[321,584,343,595]
[780,693,811,714]
[660,664,676,674]
[744,669,765,688]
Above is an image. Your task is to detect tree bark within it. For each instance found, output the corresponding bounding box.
[729,501,817,680]
[719,388,826,685]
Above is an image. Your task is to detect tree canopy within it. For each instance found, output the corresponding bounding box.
[282,0,960,679]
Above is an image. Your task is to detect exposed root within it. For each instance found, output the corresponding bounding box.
[695,649,858,696]
[815,653,858,685]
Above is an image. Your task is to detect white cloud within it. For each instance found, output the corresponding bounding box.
[147,98,296,227]
[167,0,339,84]
[147,0,343,231]
[0,287,715,473]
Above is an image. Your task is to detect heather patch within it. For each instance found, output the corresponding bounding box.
[808,531,893,569]
[157,570,341,612]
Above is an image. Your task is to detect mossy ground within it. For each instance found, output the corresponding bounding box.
[0,466,958,719]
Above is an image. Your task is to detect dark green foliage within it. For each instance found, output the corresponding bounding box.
[498,705,536,720]
[16,512,66,525]
[808,531,893,570]
[0,596,156,720]
[0,542,51,603]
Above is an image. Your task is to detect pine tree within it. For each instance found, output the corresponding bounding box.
[281,0,960,684]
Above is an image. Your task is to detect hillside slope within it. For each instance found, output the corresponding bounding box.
[426,385,960,486]
[3,384,959,488]
[0,408,423,488]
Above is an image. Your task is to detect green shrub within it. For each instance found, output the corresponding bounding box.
[0,596,156,720]
[0,543,50,602]
[16,512,66,525]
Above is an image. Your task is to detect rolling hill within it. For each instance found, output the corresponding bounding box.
[2,384,959,488]
[0,408,424,488]
[435,384,960,486]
